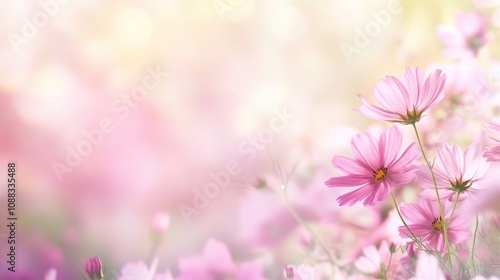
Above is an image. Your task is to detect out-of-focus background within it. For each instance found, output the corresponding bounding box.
[1,0,500,278]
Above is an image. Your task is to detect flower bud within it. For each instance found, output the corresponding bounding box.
[152,212,170,234]
[389,242,397,253]
[283,265,295,279]
[254,178,267,189]
[85,256,103,280]
[406,242,419,259]
[298,228,312,247]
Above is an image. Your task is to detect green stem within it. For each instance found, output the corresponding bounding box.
[471,214,479,275]
[390,193,430,251]
[411,123,453,274]
[384,251,394,280]
[449,193,460,222]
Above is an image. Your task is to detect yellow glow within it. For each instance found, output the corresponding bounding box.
[115,8,153,44]
[252,83,286,111]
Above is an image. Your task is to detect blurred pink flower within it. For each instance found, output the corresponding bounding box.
[357,67,446,124]
[442,58,485,95]
[176,239,266,280]
[237,179,321,248]
[284,265,296,279]
[462,166,500,217]
[437,12,488,58]
[409,252,446,280]
[154,270,174,280]
[417,143,490,202]
[475,0,500,27]
[298,228,312,247]
[398,198,472,252]
[354,240,399,279]
[437,59,492,113]
[325,126,420,206]
[118,257,170,280]
[415,115,461,149]
[400,242,419,276]
[118,262,153,280]
[485,117,500,161]
[152,212,170,234]
[457,242,470,261]
[45,269,57,280]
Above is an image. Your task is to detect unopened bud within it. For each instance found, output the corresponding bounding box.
[389,242,397,253]
[406,242,419,259]
[85,256,103,280]
[255,178,267,189]
[298,228,312,247]
[283,265,295,279]
[152,212,170,234]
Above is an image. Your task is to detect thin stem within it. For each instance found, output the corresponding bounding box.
[449,193,460,222]
[387,251,393,271]
[390,193,429,251]
[390,194,452,277]
[283,187,336,267]
[385,251,394,280]
[412,123,453,273]
[471,214,479,275]
[268,156,337,276]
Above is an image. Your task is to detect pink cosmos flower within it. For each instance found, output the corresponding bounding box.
[398,198,472,252]
[176,239,266,280]
[417,143,490,202]
[437,12,488,59]
[409,252,446,280]
[357,67,446,124]
[485,117,500,162]
[354,240,399,279]
[325,126,420,206]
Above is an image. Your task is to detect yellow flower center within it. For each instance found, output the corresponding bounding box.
[431,217,445,232]
[372,167,388,181]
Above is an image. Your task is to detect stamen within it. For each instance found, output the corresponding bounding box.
[431,217,445,232]
[372,167,388,181]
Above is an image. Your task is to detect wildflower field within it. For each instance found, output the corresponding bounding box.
[1,0,500,279]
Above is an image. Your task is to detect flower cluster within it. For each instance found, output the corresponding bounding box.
[326,65,498,279]
[71,13,500,280]
[32,7,500,280]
